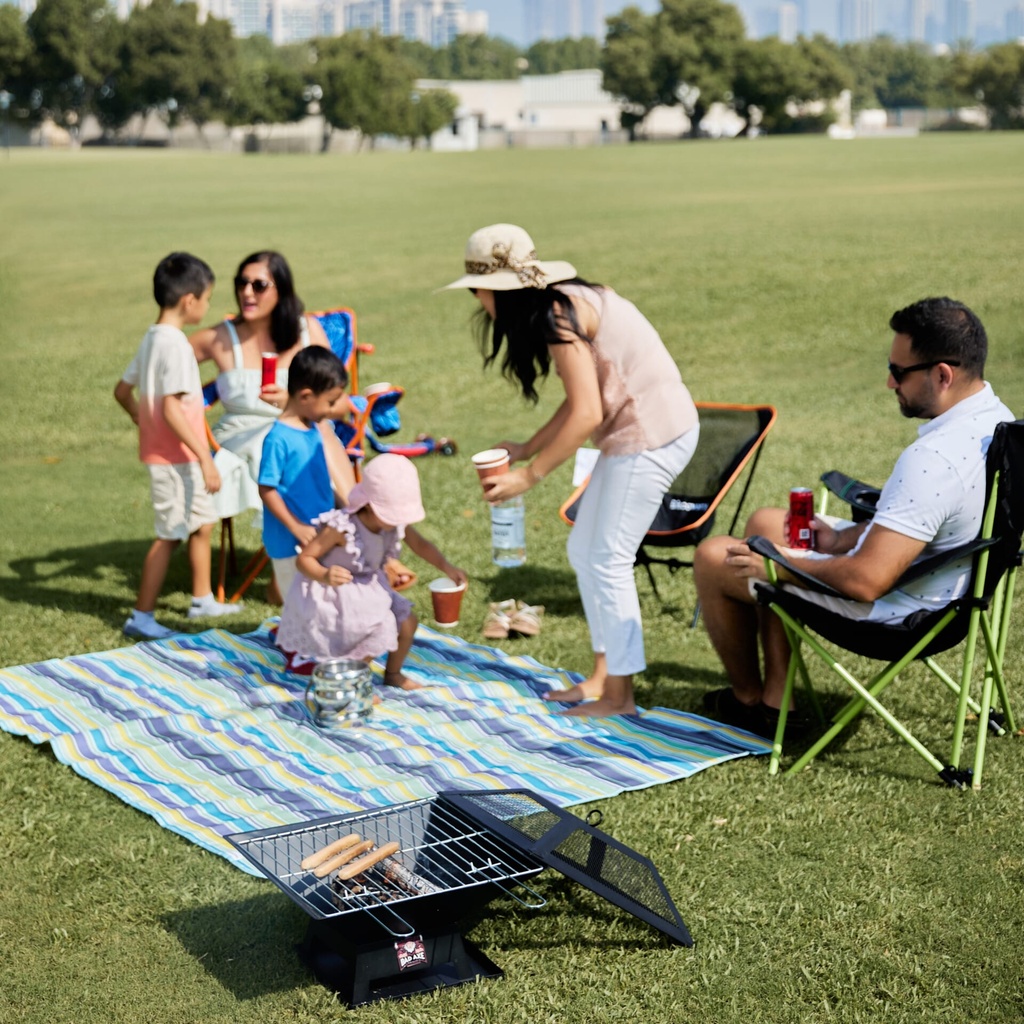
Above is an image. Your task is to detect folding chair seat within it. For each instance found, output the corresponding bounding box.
[749,418,1024,789]
[560,402,777,623]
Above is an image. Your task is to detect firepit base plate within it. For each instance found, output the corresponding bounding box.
[297,920,503,1007]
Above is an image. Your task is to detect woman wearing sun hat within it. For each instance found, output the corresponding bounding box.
[442,224,700,718]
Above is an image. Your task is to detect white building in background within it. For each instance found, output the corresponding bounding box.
[419,68,744,152]
[837,0,875,41]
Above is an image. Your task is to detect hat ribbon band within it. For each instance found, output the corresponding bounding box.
[465,241,547,288]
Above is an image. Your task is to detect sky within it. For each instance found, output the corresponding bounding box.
[470,1,1021,46]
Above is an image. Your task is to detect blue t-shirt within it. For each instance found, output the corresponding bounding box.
[258,421,334,559]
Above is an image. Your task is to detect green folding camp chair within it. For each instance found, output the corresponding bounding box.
[747,418,1023,789]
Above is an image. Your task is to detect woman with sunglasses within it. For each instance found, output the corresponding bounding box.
[191,251,359,600]
[191,250,350,487]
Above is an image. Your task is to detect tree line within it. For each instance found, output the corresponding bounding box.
[1,0,1021,146]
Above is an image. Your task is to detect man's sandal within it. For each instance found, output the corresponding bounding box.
[482,599,517,640]
[509,601,544,637]
[385,559,418,592]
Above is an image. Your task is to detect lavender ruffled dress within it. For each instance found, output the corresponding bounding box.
[276,509,413,662]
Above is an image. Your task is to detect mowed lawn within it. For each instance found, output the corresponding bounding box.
[1,134,1023,1024]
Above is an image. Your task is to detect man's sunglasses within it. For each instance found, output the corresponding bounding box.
[888,359,960,384]
[234,276,275,294]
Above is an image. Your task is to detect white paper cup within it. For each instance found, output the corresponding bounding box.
[428,578,467,627]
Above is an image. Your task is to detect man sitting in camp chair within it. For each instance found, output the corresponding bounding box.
[693,297,1013,739]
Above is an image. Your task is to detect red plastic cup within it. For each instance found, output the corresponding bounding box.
[429,578,467,628]
[261,352,277,389]
[472,449,510,485]
[788,487,815,549]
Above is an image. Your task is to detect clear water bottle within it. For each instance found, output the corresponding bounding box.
[491,495,526,567]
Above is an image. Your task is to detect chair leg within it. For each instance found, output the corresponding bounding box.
[769,636,800,776]
[781,629,951,780]
[972,613,1011,790]
[228,549,270,605]
[216,518,235,604]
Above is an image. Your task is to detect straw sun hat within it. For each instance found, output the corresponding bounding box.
[441,223,577,291]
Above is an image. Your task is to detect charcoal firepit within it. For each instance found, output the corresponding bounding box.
[227,788,692,1007]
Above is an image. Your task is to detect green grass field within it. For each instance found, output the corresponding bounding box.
[2,134,1023,1023]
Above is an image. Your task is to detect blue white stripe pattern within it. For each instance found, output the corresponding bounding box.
[0,623,769,874]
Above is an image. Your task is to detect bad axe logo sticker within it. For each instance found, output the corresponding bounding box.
[395,937,428,971]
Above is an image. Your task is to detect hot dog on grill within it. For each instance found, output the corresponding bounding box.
[335,841,401,881]
[300,832,362,871]
[312,839,374,879]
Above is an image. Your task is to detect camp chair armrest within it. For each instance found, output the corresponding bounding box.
[746,535,846,597]
[893,536,999,588]
[819,470,881,518]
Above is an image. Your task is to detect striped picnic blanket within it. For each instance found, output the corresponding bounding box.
[0,623,769,875]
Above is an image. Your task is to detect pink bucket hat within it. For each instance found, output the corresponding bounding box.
[345,453,426,527]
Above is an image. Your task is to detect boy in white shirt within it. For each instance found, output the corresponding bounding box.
[114,252,242,640]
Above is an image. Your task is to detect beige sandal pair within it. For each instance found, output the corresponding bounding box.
[482,599,544,640]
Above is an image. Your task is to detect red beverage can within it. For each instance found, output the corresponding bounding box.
[788,487,815,550]
[261,352,277,389]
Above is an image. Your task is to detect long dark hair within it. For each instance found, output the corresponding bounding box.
[235,250,306,354]
[476,279,599,402]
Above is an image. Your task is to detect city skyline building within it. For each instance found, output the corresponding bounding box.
[838,0,875,40]
[3,0,1024,48]
[946,0,976,40]
[524,0,605,41]
[1008,0,1024,34]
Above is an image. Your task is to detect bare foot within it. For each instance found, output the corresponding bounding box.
[384,671,423,691]
[543,676,604,703]
[559,697,637,718]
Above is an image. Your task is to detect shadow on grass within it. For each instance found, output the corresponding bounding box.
[162,893,312,999]
[2,539,270,634]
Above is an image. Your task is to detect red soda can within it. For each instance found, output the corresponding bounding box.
[788,487,815,550]
[261,352,277,389]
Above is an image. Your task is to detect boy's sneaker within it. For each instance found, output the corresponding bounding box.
[188,595,243,620]
[123,612,176,641]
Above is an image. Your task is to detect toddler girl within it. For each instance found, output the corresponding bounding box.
[276,454,467,688]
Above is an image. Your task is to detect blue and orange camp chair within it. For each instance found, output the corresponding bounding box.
[207,307,453,603]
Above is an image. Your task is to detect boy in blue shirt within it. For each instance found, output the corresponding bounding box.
[258,347,350,597]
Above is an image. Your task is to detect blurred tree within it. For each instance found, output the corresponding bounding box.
[22,0,119,134]
[956,43,1024,129]
[601,6,661,138]
[316,31,419,147]
[405,86,459,146]
[841,37,946,109]
[656,0,745,135]
[601,0,745,138]
[0,5,31,94]
[107,0,234,137]
[732,35,849,134]
[434,33,522,79]
[525,37,601,74]
[223,34,308,129]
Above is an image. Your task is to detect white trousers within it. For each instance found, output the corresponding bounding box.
[566,427,700,676]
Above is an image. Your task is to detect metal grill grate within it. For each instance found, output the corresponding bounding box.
[228,797,542,924]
